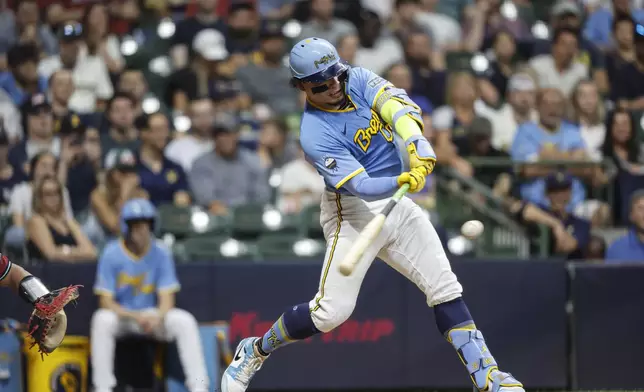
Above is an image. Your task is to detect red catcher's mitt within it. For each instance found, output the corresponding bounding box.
[27,285,82,358]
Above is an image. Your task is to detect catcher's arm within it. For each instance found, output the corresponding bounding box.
[0,261,30,291]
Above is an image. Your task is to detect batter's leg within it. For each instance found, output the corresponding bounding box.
[378,198,524,392]
[221,195,389,392]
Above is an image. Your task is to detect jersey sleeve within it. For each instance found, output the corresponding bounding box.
[350,67,392,108]
[300,122,365,190]
[94,245,118,296]
[0,254,12,282]
[157,244,181,293]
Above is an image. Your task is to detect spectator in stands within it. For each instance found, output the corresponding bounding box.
[26,174,96,262]
[476,30,519,107]
[477,72,538,152]
[257,117,298,170]
[6,152,73,248]
[570,80,606,162]
[605,190,644,263]
[298,0,357,46]
[336,33,359,66]
[117,69,164,120]
[389,0,434,44]
[462,0,531,52]
[136,113,191,207]
[38,22,114,114]
[0,128,25,210]
[433,71,482,176]
[90,148,147,243]
[384,63,433,115]
[49,70,78,133]
[225,1,260,55]
[511,88,604,220]
[0,0,58,56]
[611,22,644,111]
[237,21,299,116]
[57,118,99,214]
[90,198,209,392]
[100,93,140,165]
[166,29,238,113]
[530,27,589,98]
[189,115,270,215]
[259,0,295,20]
[605,13,635,89]
[531,0,608,94]
[602,108,644,170]
[277,141,325,214]
[165,98,215,172]
[403,29,447,108]
[0,43,47,106]
[354,10,404,76]
[171,0,226,69]
[584,0,644,49]
[416,0,463,51]
[8,93,60,172]
[454,116,512,197]
[510,172,591,259]
[82,3,125,75]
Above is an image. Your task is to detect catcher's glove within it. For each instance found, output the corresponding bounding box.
[28,285,81,357]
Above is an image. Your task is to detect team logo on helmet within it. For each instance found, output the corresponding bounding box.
[314,53,337,69]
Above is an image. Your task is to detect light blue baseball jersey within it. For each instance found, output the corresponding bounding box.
[94,239,181,311]
[510,121,587,210]
[299,67,405,196]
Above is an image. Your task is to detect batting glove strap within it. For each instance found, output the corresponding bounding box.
[406,136,436,173]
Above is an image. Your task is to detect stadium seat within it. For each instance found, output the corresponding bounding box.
[299,204,324,239]
[158,205,229,239]
[256,233,325,261]
[175,235,254,262]
[230,204,298,239]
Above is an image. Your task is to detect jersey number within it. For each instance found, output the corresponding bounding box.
[353,110,394,153]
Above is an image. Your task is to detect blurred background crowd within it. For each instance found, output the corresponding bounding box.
[1,0,644,265]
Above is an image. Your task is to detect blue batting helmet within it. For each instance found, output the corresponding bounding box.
[289,37,349,83]
[120,198,157,235]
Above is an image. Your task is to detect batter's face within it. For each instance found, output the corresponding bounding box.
[300,76,345,108]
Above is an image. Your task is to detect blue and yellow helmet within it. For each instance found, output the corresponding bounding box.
[289,37,349,83]
[120,198,157,235]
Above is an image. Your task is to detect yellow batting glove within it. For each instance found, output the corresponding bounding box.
[397,167,427,193]
[406,137,437,175]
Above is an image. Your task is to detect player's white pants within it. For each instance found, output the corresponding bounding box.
[310,191,463,333]
[90,307,209,392]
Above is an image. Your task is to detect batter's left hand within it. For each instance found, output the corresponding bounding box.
[407,137,436,174]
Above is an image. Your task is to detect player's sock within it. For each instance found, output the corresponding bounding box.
[435,297,500,391]
[257,303,320,356]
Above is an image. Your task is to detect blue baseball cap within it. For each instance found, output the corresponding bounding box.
[545,172,573,192]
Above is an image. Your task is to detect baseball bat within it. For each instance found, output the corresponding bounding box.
[338,183,410,276]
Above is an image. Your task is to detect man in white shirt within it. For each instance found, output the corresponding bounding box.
[297,0,357,46]
[165,98,216,172]
[38,22,113,114]
[477,73,539,152]
[529,26,589,97]
[354,10,404,76]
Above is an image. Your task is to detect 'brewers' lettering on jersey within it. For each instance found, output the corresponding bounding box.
[300,67,405,193]
[353,109,394,153]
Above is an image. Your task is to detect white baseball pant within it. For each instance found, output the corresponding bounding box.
[309,191,463,333]
[90,308,209,392]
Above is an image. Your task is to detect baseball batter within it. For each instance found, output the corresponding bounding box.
[222,38,524,392]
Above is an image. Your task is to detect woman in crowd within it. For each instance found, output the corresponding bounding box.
[82,3,125,74]
[477,30,520,107]
[257,118,298,171]
[6,152,73,248]
[570,80,606,162]
[26,175,96,262]
[432,71,481,177]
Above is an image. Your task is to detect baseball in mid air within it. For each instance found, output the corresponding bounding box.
[461,220,484,239]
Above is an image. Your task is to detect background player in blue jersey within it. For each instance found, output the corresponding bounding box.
[222,38,524,392]
[90,198,208,392]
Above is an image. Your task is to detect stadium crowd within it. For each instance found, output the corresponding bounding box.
[1,0,644,267]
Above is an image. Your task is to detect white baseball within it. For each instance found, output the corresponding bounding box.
[461,220,484,239]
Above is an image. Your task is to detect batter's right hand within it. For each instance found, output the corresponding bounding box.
[397,167,427,193]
